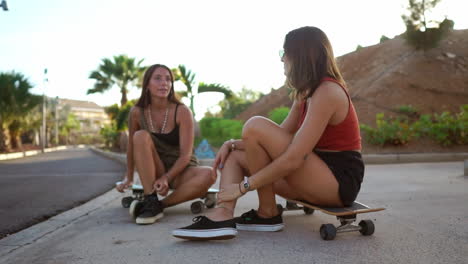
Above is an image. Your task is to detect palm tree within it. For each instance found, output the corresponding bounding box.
[172,65,232,115]
[88,54,145,106]
[0,72,41,152]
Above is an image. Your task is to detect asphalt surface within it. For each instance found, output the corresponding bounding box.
[0,160,466,264]
[0,148,125,238]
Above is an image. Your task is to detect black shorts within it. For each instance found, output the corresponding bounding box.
[314,150,364,207]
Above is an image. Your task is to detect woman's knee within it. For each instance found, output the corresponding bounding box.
[198,167,216,186]
[133,130,153,148]
[242,116,270,138]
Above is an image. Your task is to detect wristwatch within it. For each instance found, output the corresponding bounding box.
[243,176,251,192]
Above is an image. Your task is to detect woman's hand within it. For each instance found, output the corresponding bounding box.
[153,175,170,196]
[115,177,132,193]
[217,183,243,204]
[212,140,233,177]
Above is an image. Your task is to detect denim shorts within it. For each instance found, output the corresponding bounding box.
[314,150,365,206]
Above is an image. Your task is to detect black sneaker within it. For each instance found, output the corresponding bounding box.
[172,216,238,240]
[129,199,145,218]
[236,209,284,232]
[135,193,164,225]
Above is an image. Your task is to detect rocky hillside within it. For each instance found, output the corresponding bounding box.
[236,29,468,127]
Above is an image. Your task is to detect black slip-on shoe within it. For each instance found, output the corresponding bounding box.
[172,216,238,241]
[236,209,284,232]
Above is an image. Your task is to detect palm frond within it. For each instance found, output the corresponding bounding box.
[198,82,233,98]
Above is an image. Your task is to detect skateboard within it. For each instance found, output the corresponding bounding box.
[117,182,218,216]
[277,199,385,240]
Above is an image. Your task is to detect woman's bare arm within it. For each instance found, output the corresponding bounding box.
[279,99,302,133]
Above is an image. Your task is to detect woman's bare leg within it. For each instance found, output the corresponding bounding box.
[162,166,215,207]
[205,151,249,221]
[133,130,165,195]
[242,116,342,218]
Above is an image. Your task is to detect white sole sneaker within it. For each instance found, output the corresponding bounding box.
[135,213,164,225]
[236,223,284,232]
[172,228,237,240]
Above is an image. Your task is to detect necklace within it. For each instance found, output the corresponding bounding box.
[147,105,169,133]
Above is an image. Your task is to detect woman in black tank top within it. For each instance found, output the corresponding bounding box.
[115,64,215,225]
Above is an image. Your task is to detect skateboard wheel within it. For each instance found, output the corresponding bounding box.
[320,224,337,240]
[191,201,205,214]
[276,204,284,215]
[121,196,134,208]
[204,198,216,208]
[129,200,144,218]
[358,220,375,236]
[303,207,314,215]
[205,193,216,208]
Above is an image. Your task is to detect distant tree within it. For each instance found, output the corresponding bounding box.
[88,55,145,106]
[0,72,41,152]
[355,45,364,51]
[214,87,264,119]
[401,0,452,50]
[380,35,390,43]
[172,65,232,117]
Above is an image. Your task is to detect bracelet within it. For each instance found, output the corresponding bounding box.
[230,139,236,152]
[239,182,246,195]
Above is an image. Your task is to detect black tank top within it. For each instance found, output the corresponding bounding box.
[152,104,180,146]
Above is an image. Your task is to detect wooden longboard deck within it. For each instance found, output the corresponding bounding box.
[289,199,385,217]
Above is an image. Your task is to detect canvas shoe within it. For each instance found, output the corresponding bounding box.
[236,209,284,232]
[135,193,164,225]
[172,216,238,240]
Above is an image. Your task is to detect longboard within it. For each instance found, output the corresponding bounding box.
[279,199,385,240]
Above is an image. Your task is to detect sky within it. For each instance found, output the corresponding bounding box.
[1,0,467,119]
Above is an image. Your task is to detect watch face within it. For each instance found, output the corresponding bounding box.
[243,181,249,190]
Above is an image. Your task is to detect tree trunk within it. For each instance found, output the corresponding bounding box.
[121,86,128,106]
[0,125,12,152]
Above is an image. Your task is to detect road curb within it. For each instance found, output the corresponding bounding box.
[0,145,88,161]
[90,147,468,165]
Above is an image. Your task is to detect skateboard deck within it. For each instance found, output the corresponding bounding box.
[288,199,385,217]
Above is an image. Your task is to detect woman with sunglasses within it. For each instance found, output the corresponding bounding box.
[173,26,364,240]
[116,64,216,225]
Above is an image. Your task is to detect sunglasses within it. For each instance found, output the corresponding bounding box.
[279,49,285,58]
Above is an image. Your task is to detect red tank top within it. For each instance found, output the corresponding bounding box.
[297,77,361,151]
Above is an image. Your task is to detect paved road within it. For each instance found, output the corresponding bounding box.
[0,148,125,238]
[0,161,466,264]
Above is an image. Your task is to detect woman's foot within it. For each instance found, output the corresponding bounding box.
[236,209,284,232]
[172,215,237,240]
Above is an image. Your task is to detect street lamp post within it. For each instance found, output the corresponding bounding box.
[41,69,48,153]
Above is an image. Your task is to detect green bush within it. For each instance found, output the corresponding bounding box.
[417,105,468,146]
[362,105,467,146]
[100,124,120,148]
[199,117,243,147]
[268,107,290,125]
[360,113,418,146]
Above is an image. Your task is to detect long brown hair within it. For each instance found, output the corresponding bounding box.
[283,26,345,99]
[136,64,182,108]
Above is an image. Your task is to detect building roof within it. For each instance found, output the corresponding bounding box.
[58,98,104,110]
